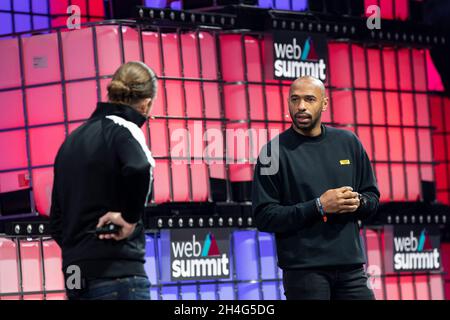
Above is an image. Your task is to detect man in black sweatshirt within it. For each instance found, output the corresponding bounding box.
[50,62,158,300]
[252,76,379,300]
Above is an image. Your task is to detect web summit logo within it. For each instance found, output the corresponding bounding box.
[394,228,440,271]
[171,232,230,279]
[273,35,327,81]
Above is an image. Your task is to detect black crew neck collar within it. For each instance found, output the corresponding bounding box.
[289,124,327,143]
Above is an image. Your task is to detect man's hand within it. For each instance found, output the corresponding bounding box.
[96,211,136,241]
[319,186,360,214]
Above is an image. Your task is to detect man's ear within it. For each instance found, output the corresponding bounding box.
[144,97,153,115]
[322,97,328,112]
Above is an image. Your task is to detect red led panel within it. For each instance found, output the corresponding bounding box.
[328,43,351,88]
[22,33,60,86]
[331,90,354,125]
[429,275,444,300]
[281,84,291,121]
[399,276,415,300]
[398,49,412,91]
[142,31,162,76]
[265,85,283,121]
[420,164,434,182]
[169,120,189,160]
[20,241,43,299]
[153,159,171,203]
[433,137,446,163]
[29,125,65,166]
[199,32,217,79]
[412,49,427,92]
[229,164,253,182]
[351,44,367,88]
[403,129,418,161]
[415,94,430,127]
[122,26,140,62]
[223,85,248,120]
[0,38,21,89]
[205,121,225,180]
[418,129,432,162]
[43,244,65,299]
[62,27,95,80]
[171,162,190,202]
[0,90,24,129]
[369,92,385,125]
[220,35,244,81]
[367,48,382,89]
[434,163,449,190]
[32,167,53,215]
[388,128,403,161]
[364,229,385,300]
[355,91,370,124]
[395,0,409,20]
[373,127,388,161]
[250,122,268,161]
[203,82,221,119]
[66,80,97,121]
[150,119,169,157]
[95,26,121,76]
[380,0,394,19]
[245,36,262,82]
[382,49,398,90]
[386,93,401,126]
[26,85,64,125]
[375,164,391,201]
[166,80,185,117]
[161,33,181,78]
[0,130,27,170]
[0,170,29,193]
[391,164,406,201]
[181,33,199,78]
[0,238,20,299]
[356,127,373,160]
[429,96,444,132]
[88,0,105,17]
[190,163,208,202]
[414,275,430,300]
[187,120,205,161]
[401,93,415,126]
[385,276,401,300]
[184,81,203,118]
[249,85,265,120]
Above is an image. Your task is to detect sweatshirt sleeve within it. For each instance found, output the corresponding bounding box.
[354,140,380,221]
[113,125,155,224]
[252,144,320,233]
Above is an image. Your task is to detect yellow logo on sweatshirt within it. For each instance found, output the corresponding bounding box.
[340,159,351,165]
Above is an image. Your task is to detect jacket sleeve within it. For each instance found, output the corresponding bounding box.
[354,140,380,221]
[49,161,63,247]
[252,144,320,233]
[113,126,154,224]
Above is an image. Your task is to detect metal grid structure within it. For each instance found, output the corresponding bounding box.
[0,8,448,299]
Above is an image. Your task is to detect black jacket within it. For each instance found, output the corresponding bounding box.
[252,125,380,269]
[49,102,155,279]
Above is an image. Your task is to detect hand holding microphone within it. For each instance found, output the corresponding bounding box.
[95,211,137,241]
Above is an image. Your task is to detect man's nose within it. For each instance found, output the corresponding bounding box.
[298,100,307,111]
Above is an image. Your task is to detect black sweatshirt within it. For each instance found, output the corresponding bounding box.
[49,102,155,280]
[252,124,380,269]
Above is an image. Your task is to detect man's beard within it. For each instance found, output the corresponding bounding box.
[291,112,320,131]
